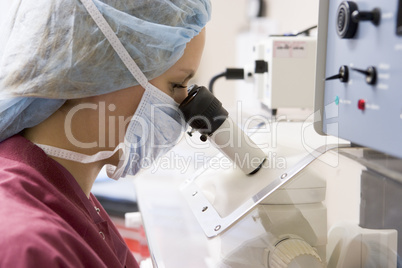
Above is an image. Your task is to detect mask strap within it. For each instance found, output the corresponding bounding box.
[36,143,122,164]
[80,0,149,90]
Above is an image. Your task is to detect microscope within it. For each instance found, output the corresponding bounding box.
[178,85,330,267]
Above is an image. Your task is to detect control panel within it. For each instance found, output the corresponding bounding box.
[315,0,402,158]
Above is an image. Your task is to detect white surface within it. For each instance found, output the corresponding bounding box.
[125,212,143,229]
[140,258,154,268]
[0,1,12,26]
[135,174,213,268]
[327,222,398,268]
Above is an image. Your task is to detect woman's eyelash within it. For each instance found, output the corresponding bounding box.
[172,84,187,89]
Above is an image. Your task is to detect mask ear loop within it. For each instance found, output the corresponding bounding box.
[36,143,122,163]
[81,0,184,180]
[80,0,155,180]
[105,145,129,180]
[80,0,149,90]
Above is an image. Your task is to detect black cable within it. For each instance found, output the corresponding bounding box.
[257,0,266,17]
[295,25,318,36]
[208,72,226,94]
[269,25,318,37]
[208,68,245,94]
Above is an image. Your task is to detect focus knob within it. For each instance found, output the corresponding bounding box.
[267,238,323,268]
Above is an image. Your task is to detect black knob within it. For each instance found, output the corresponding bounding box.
[352,66,377,85]
[200,134,208,142]
[336,1,381,39]
[352,8,381,25]
[326,65,349,83]
[337,1,359,39]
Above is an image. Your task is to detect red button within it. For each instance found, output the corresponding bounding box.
[358,99,366,111]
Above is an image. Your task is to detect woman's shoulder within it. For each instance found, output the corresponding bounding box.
[0,213,103,268]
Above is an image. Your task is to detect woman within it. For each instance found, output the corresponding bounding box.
[0,0,211,267]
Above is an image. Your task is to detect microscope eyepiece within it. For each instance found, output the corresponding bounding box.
[178,85,266,175]
[179,85,228,135]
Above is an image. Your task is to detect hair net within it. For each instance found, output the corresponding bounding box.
[0,0,211,142]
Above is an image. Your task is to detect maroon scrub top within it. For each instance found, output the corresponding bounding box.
[0,135,139,268]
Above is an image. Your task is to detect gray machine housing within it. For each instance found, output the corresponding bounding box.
[314,0,402,158]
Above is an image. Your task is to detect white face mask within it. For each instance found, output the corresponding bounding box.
[105,83,185,179]
[37,85,185,179]
[36,0,186,180]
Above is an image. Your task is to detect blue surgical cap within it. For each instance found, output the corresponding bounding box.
[0,0,211,142]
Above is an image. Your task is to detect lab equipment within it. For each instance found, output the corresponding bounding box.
[315,0,402,159]
[174,82,334,266]
[136,118,355,267]
[254,36,317,114]
[314,0,402,265]
[0,0,210,142]
[179,85,266,175]
[209,29,317,116]
[327,222,397,268]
